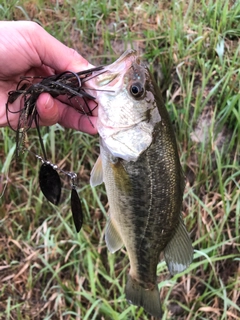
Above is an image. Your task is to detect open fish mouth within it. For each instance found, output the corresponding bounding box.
[102,49,137,75]
[88,49,138,89]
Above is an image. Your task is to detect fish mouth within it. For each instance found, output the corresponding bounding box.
[91,49,137,88]
[106,49,137,73]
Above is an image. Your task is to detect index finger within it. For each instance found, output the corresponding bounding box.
[28,22,94,72]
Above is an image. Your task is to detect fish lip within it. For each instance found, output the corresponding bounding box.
[107,49,137,72]
[88,49,137,89]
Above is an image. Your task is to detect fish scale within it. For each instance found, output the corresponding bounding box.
[87,49,193,318]
[119,127,181,275]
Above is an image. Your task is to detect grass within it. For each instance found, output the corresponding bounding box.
[0,0,240,319]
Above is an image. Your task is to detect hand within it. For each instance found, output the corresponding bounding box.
[0,21,98,134]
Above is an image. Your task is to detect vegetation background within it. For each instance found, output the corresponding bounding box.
[0,0,239,319]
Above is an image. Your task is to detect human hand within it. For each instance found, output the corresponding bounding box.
[0,20,97,134]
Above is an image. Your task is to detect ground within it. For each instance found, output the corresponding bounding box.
[0,1,239,319]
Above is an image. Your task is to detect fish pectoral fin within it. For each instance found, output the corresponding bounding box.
[125,275,162,318]
[164,218,193,275]
[90,155,103,187]
[105,217,123,253]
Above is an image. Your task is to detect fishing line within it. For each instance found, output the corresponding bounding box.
[5,68,104,232]
[5,65,116,232]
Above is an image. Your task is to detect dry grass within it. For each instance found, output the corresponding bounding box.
[0,0,240,319]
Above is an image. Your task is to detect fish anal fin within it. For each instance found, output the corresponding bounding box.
[164,218,193,275]
[90,155,103,187]
[105,217,123,253]
[125,275,162,319]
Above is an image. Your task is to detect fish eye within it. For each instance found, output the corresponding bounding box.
[129,82,145,99]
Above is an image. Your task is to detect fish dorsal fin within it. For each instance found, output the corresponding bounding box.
[105,216,123,253]
[164,218,193,275]
[90,155,103,187]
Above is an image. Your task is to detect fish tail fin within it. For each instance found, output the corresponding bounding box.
[125,275,162,318]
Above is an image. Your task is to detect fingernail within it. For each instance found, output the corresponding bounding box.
[44,95,54,110]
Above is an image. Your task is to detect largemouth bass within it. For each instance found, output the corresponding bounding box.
[86,50,193,318]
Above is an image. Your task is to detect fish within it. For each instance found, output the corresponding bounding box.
[85,49,193,318]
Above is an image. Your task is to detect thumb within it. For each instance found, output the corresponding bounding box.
[36,93,59,126]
